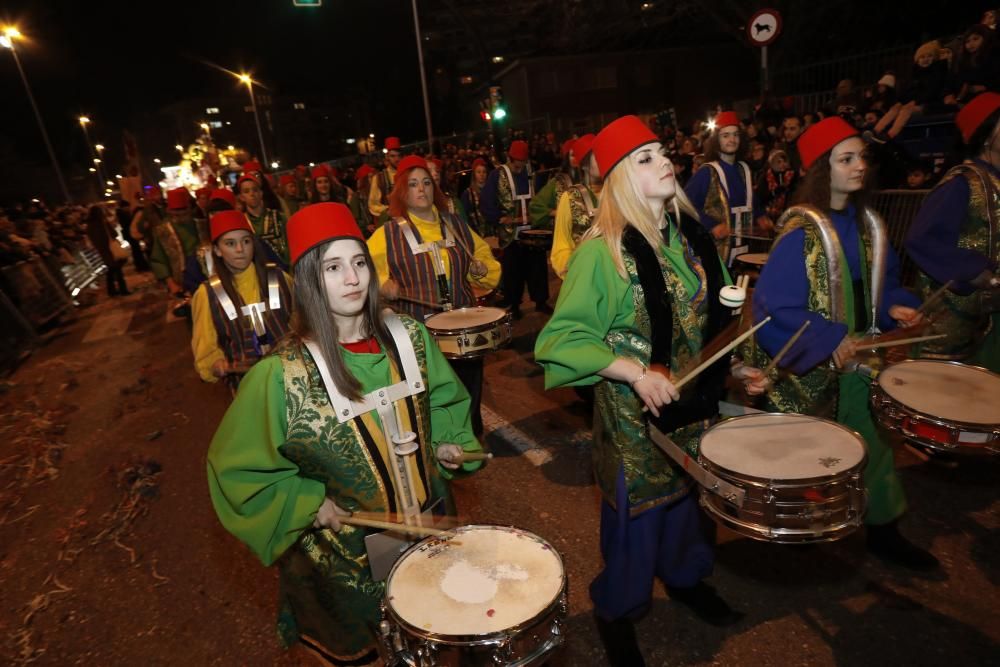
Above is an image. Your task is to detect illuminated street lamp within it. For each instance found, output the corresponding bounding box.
[78,115,106,188]
[236,72,270,167]
[2,26,71,202]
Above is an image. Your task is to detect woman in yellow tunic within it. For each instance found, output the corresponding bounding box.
[190,210,292,388]
[207,203,484,664]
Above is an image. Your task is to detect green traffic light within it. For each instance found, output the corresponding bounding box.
[493,107,507,120]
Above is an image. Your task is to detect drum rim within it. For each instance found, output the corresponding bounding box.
[384,524,567,644]
[875,359,1000,428]
[698,492,867,543]
[698,413,868,485]
[424,308,512,336]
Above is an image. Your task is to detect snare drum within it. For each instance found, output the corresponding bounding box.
[379,525,567,666]
[871,359,1000,455]
[733,252,768,284]
[425,306,512,358]
[518,229,553,249]
[698,413,867,543]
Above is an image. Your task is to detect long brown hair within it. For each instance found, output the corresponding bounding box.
[290,238,393,400]
[388,166,450,218]
[212,233,273,311]
[702,128,748,163]
[790,146,873,212]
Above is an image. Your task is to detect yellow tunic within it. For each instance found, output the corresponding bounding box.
[551,184,601,279]
[190,266,292,383]
[367,166,397,219]
[367,206,502,291]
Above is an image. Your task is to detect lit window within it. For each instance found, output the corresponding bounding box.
[492,56,504,64]
[205,107,220,114]
[459,75,474,85]
[209,121,223,129]
[293,102,306,110]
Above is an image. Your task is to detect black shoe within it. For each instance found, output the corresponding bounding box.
[866,521,940,571]
[594,615,645,667]
[667,581,744,627]
[535,303,554,315]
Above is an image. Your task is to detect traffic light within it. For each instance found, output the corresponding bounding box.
[489,86,507,122]
[480,109,492,122]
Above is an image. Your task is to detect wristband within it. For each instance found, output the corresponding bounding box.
[630,363,647,387]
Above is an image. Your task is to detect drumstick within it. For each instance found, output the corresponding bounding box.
[673,316,771,390]
[915,280,954,316]
[449,451,494,463]
[857,333,946,350]
[340,516,455,539]
[762,320,811,376]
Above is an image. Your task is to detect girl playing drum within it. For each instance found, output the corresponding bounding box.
[207,203,484,665]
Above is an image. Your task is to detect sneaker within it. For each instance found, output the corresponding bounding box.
[594,614,645,667]
[866,521,940,571]
[667,581,744,627]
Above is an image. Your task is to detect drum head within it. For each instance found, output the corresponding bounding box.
[879,360,1000,425]
[736,253,769,266]
[700,414,865,480]
[386,525,564,637]
[425,307,506,330]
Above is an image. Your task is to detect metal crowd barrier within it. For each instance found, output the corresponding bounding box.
[61,247,107,302]
[869,189,930,288]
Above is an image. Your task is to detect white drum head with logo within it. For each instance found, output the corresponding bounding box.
[386,525,563,636]
[879,360,1000,425]
[700,414,865,479]
[426,306,506,331]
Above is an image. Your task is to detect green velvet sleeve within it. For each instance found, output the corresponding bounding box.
[417,323,484,478]
[205,356,327,567]
[534,239,630,389]
[528,179,558,228]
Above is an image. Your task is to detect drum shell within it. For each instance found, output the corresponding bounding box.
[870,360,1000,455]
[379,526,568,667]
[425,308,513,359]
[697,415,868,543]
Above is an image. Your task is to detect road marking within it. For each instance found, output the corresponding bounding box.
[82,304,135,343]
[481,404,554,466]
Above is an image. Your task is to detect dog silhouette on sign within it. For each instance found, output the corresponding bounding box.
[754,22,772,36]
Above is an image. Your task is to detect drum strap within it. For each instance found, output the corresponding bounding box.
[397,217,456,257]
[208,267,282,337]
[648,425,747,507]
[573,184,597,218]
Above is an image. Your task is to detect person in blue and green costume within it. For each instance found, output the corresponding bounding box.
[751,116,939,572]
[207,202,484,665]
[905,92,1000,372]
[535,115,768,667]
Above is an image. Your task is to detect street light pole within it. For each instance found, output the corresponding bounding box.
[239,74,269,167]
[2,28,71,203]
[78,117,105,191]
[410,0,435,153]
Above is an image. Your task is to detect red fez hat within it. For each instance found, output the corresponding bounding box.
[194,186,212,198]
[287,203,364,266]
[592,115,658,179]
[572,133,596,160]
[797,117,859,170]
[384,136,401,151]
[429,158,444,171]
[279,174,296,186]
[472,157,488,170]
[210,210,254,243]
[356,164,375,181]
[714,111,740,130]
[242,160,263,173]
[508,140,529,161]
[295,164,307,175]
[166,187,191,210]
[311,164,331,180]
[209,188,237,207]
[956,92,1000,143]
[236,174,260,189]
[396,155,429,177]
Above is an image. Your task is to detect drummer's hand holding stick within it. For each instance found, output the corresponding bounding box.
[313,497,352,532]
[440,445,494,468]
[888,305,924,329]
[832,335,859,369]
[731,362,768,396]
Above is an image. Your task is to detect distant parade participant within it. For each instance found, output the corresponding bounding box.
[184,188,239,293]
[551,133,600,279]
[150,187,202,298]
[277,174,302,218]
[241,159,283,211]
[684,111,766,259]
[368,155,501,435]
[293,164,310,203]
[193,186,213,241]
[190,210,292,387]
[207,202,483,664]
[751,117,937,570]
[129,184,165,248]
[480,139,551,317]
[528,135,578,236]
[536,116,766,666]
[349,163,376,235]
[905,92,1000,371]
[426,157,468,223]
[309,164,340,204]
[460,157,490,237]
[238,174,289,268]
[368,136,402,225]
